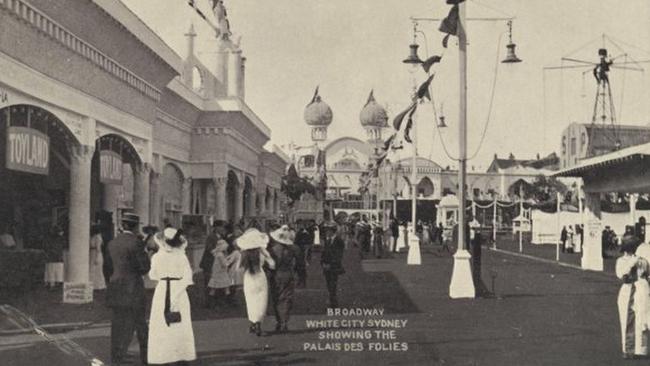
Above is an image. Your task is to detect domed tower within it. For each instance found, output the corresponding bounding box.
[360,90,388,145]
[304,87,333,143]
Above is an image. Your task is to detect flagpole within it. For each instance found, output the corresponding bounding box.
[449,0,475,299]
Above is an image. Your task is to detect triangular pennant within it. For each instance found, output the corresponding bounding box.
[392,102,417,130]
[439,4,459,36]
[442,34,451,48]
[403,106,417,143]
[365,90,375,106]
[422,55,442,73]
[416,75,435,101]
[383,134,396,151]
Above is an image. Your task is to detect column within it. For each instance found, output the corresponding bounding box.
[102,183,121,229]
[630,193,638,224]
[258,190,267,216]
[215,178,227,221]
[150,172,161,227]
[182,178,192,214]
[235,185,244,221]
[582,191,603,271]
[248,190,257,218]
[134,163,151,226]
[66,144,94,303]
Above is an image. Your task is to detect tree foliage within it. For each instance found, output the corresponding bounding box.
[529,175,568,203]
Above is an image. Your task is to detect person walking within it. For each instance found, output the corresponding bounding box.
[293,222,311,288]
[616,237,650,359]
[321,221,345,308]
[147,227,196,365]
[269,225,301,332]
[200,221,226,307]
[104,213,151,366]
[43,225,65,289]
[207,238,233,307]
[566,225,575,253]
[238,228,275,336]
[89,224,106,290]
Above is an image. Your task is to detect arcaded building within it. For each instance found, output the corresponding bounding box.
[0,0,286,301]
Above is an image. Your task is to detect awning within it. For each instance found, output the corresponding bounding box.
[553,142,650,178]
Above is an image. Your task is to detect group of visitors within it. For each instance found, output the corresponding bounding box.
[559,224,584,253]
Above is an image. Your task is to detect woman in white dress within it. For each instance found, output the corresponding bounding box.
[89,225,105,290]
[616,239,650,359]
[147,228,196,365]
[237,228,275,336]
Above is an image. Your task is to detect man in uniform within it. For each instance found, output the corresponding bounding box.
[105,213,151,365]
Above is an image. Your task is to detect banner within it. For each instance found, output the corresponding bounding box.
[6,126,49,175]
[100,150,123,185]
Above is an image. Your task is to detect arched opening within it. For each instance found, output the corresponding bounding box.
[226,170,239,222]
[417,177,434,198]
[191,66,203,92]
[265,186,272,214]
[0,104,79,250]
[273,189,279,215]
[90,133,142,237]
[160,163,184,227]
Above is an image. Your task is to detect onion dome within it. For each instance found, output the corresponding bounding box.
[304,86,333,126]
[360,90,388,127]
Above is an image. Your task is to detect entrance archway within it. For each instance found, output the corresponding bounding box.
[90,133,142,237]
[0,104,79,250]
[417,177,435,198]
[160,163,184,227]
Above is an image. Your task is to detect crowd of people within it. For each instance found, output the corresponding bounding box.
[101,213,345,365]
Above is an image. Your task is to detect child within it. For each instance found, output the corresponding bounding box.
[207,237,232,306]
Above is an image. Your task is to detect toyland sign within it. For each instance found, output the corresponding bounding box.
[6,126,49,175]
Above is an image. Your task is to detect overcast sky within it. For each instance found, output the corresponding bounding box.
[122,0,650,169]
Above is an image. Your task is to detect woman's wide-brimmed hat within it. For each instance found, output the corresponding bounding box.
[236,228,269,250]
[154,227,188,250]
[270,225,294,245]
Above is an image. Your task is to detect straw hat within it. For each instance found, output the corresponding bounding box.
[236,228,269,250]
[270,225,294,245]
[154,227,188,250]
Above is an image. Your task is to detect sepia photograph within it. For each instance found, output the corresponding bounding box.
[1,0,650,365]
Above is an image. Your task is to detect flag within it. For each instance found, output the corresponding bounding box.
[383,134,396,151]
[442,34,451,49]
[416,75,434,101]
[439,4,459,35]
[188,0,208,21]
[403,106,417,143]
[422,55,442,73]
[439,4,460,48]
[392,102,417,130]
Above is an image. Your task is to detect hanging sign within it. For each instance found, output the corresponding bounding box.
[100,150,123,184]
[6,126,49,175]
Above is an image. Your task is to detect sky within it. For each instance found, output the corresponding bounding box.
[121,0,650,169]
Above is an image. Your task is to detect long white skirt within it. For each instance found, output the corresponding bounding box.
[618,282,650,356]
[44,262,64,283]
[243,269,268,323]
[148,282,196,364]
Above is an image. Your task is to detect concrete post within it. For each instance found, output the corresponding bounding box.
[235,185,244,221]
[65,144,94,303]
[150,172,160,227]
[582,191,603,271]
[215,178,227,221]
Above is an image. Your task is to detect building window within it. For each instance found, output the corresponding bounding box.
[581,132,586,146]
[473,188,481,198]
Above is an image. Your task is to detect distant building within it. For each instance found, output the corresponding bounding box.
[487,152,559,174]
[560,123,650,168]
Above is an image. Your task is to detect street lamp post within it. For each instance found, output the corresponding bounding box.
[449,1,476,299]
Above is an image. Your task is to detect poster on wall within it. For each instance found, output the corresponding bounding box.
[99,150,122,185]
[5,126,49,175]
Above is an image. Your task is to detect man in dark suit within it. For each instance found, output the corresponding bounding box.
[105,213,151,365]
[321,221,345,308]
[294,221,311,288]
